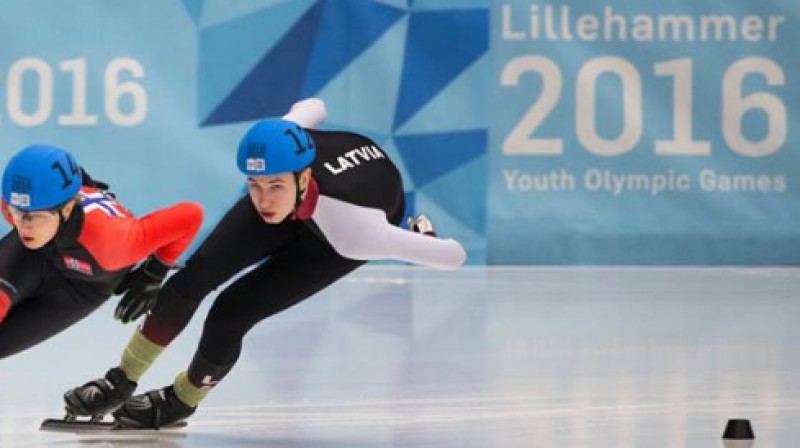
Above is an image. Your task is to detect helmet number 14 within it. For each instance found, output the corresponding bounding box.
[51,156,79,190]
[284,126,314,155]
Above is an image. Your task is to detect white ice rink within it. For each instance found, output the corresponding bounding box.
[1,266,799,447]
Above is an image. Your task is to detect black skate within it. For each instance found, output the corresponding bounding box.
[62,367,137,421]
[113,385,196,429]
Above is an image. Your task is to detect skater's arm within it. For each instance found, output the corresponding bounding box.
[283,98,327,129]
[80,202,204,271]
[311,195,466,270]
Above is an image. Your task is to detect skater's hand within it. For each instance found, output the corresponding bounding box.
[114,255,171,324]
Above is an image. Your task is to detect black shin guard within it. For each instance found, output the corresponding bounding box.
[186,352,235,388]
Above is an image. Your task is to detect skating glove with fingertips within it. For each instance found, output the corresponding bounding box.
[114,255,170,324]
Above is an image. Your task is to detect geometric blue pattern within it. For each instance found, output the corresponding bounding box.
[202,2,324,125]
[191,0,490,262]
[301,0,404,97]
[396,53,488,135]
[197,0,314,124]
[198,1,314,122]
[394,9,488,129]
[394,130,486,188]
[421,154,487,234]
[180,0,207,24]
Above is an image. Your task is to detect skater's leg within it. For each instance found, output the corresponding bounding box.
[0,231,50,358]
[63,197,296,418]
[114,225,364,428]
[180,226,363,405]
[0,274,103,359]
[195,230,364,368]
[118,196,296,381]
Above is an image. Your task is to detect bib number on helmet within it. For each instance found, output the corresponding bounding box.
[284,126,313,155]
[51,156,79,190]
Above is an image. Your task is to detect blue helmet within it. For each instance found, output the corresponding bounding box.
[237,118,316,176]
[2,144,82,211]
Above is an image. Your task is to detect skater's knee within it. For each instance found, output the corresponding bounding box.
[160,276,205,306]
[201,312,248,342]
[0,336,31,360]
[151,284,201,317]
[141,288,202,346]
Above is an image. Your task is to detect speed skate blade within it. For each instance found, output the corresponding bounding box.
[40,418,114,432]
[40,418,187,433]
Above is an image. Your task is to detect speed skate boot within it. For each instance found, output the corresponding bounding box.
[63,367,137,421]
[407,214,437,237]
[113,385,196,429]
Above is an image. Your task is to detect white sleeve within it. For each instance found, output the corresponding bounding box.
[282,98,327,129]
[311,195,466,270]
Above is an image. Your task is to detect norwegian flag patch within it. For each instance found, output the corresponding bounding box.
[63,256,93,275]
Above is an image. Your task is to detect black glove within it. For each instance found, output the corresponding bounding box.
[114,255,171,324]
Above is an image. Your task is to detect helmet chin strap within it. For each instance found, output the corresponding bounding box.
[51,200,72,242]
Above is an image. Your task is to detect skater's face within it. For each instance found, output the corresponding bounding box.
[9,199,76,249]
[247,169,311,224]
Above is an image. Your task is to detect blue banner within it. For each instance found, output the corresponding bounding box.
[490,0,800,264]
[1,1,798,265]
[0,1,490,263]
